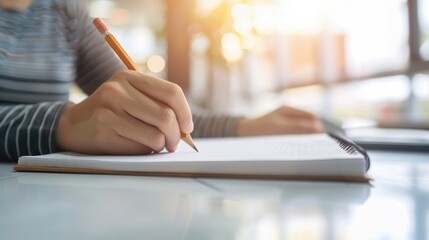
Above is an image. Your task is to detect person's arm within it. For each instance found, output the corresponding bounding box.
[191,105,323,138]
[0,102,67,162]
[191,107,242,138]
[236,105,324,136]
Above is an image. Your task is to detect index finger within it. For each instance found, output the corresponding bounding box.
[120,70,194,133]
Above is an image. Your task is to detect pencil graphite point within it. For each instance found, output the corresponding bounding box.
[181,132,198,152]
[193,146,199,153]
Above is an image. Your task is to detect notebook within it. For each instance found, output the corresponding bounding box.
[14,133,371,182]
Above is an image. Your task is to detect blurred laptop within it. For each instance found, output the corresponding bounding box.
[321,118,429,151]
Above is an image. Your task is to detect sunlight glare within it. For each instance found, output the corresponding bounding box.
[234,19,253,35]
[231,3,252,20]
[221,33,243,62]
[253,3,275,35]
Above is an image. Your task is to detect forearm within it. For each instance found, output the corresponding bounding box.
[191,107,242,138]
[0,102,68,162]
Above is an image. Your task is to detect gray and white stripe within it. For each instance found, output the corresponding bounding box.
[0,103,67,161]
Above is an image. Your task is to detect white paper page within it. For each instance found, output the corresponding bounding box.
[20,134,361,164]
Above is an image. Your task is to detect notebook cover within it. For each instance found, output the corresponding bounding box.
[14,165,371,183]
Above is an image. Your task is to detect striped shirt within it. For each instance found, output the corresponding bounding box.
[0,0,240,162]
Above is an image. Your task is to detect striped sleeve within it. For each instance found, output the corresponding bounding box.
[64,0,124,94]
[0,102,68,162]
[191,106,243,138]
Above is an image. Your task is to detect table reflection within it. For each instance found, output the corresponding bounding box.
[0,150,428,240]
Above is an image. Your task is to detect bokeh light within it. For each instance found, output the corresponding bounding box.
[221,33,243,63]
[147,55,166,73]
[231,3,252,20]
[233,19,253,35]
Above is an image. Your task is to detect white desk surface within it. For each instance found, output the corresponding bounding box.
[1,150,428,240]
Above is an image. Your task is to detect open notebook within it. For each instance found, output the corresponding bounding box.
[14,134,371,182]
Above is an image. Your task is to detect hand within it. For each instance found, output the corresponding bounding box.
[56,70,193,155]
[236,105,323,136]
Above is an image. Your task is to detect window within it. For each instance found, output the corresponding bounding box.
[83,0,429,104]
[190,0,410,88]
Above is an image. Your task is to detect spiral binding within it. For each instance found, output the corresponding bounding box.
[328,133,371,171]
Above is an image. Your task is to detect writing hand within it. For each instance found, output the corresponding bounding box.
[56,70,193,154]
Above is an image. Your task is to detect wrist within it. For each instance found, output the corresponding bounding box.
[236,118,253,137]
[56,103,76,151]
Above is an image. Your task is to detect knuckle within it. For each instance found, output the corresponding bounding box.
[166,83,183,98]
[159,107,176,125]
[112,69,130,79]
[99,82,120,98]
[97,82,126,107]
[93,107,113,123]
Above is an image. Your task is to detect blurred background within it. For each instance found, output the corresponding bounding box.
[78,0,429,128]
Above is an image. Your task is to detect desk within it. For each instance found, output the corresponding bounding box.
[0,150,428,240]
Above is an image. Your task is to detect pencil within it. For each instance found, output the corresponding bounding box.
[92,17,198,152]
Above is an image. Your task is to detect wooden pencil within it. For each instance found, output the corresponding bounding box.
[93,17,198,152]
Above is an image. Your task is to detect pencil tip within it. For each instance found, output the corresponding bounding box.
[193,146,199,152]
[181,133,199,152]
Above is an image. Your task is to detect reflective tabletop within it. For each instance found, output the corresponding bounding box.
[0,150,428,240]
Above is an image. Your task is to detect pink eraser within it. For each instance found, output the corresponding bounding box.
[93,17,109,34]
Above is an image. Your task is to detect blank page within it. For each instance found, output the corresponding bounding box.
[19,134,361,165]
[18,134,367,178]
